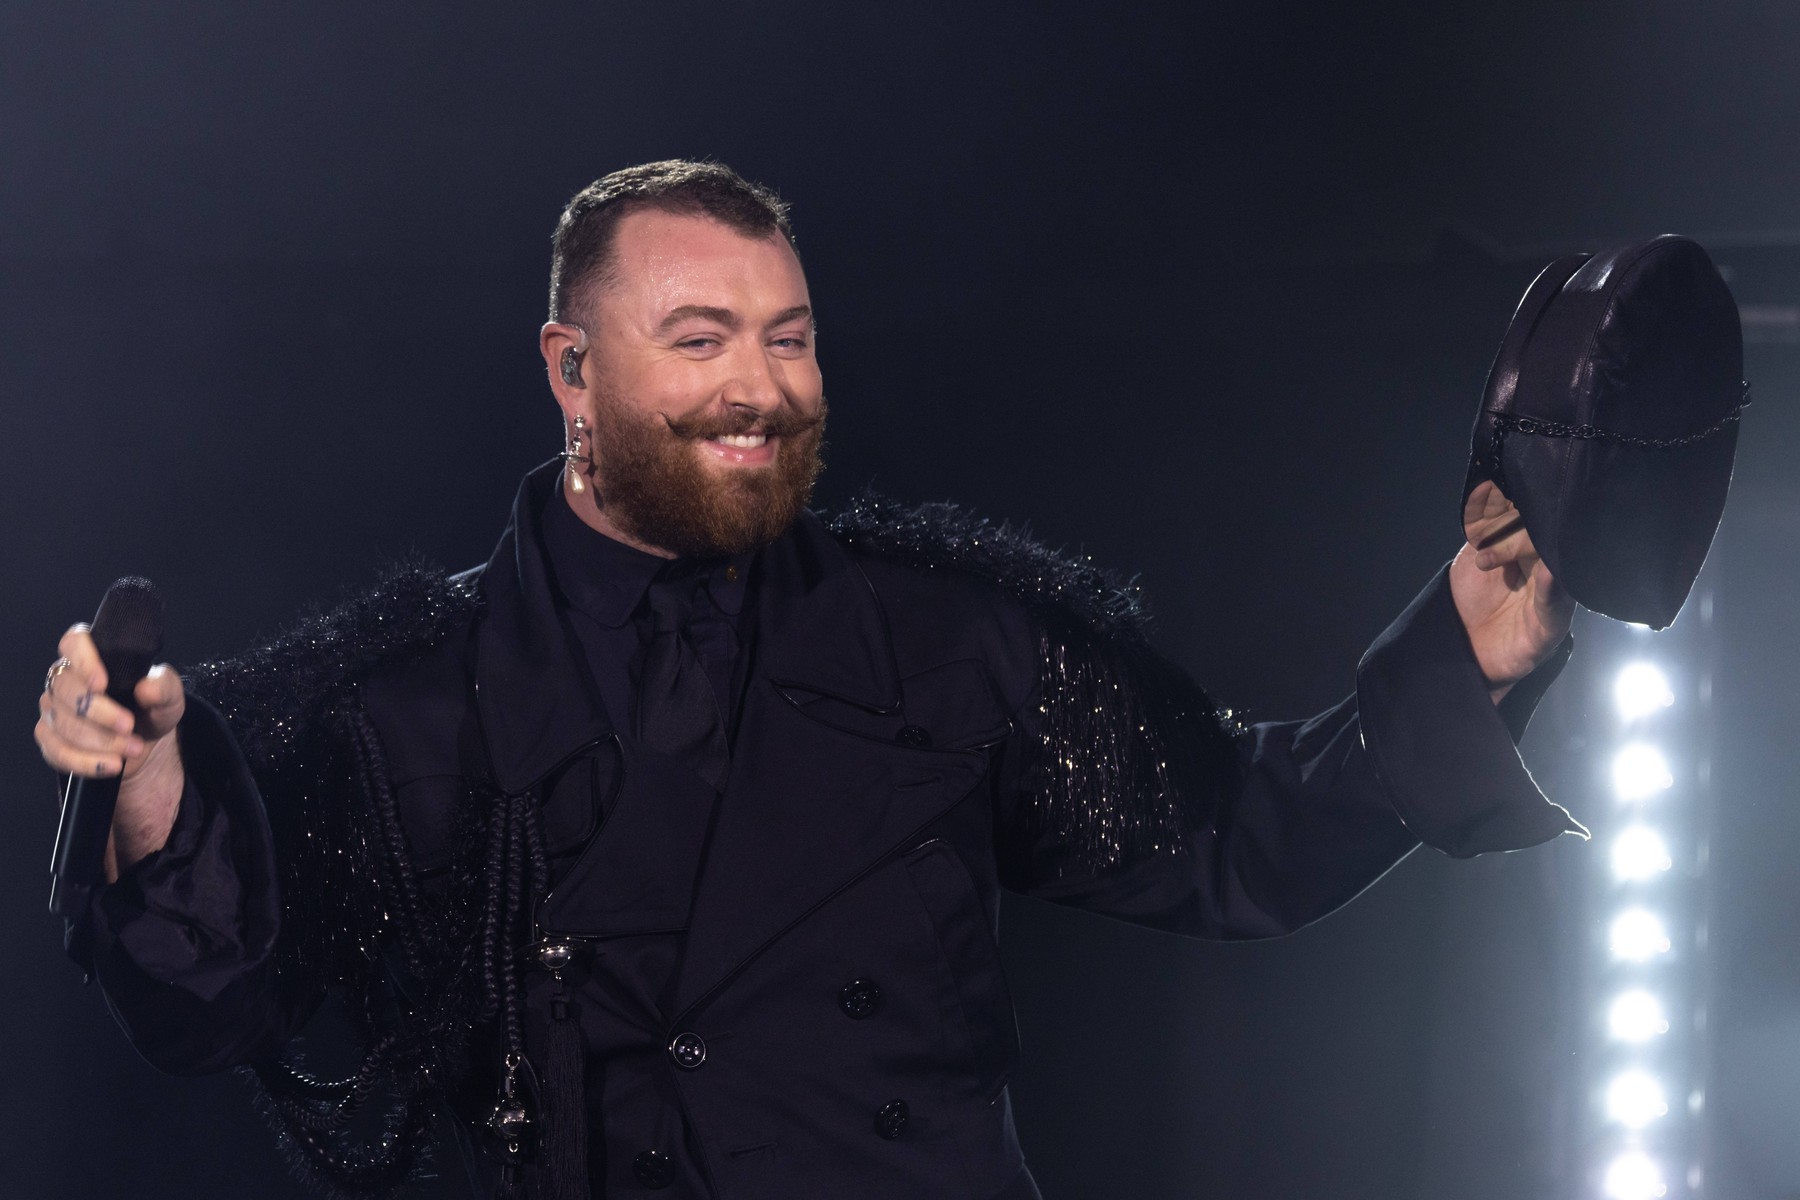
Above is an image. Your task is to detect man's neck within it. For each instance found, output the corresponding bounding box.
[561,483,679,560]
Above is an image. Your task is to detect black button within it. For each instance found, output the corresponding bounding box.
[839,979,885,1019]
[896,724,933,748]
[633,1149,676,1189]
[874,1098,910,1139]
[668,1031,707,1070]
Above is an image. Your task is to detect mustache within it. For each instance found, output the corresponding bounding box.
[663,399,827,442]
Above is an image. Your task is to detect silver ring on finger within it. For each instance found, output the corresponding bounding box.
[44,657,71,696]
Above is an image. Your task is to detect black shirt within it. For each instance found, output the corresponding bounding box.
[540,490,755,740]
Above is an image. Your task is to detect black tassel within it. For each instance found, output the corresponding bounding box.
[538,972,590,1200]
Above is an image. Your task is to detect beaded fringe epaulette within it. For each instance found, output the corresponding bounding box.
[828,494,1244,880]
[187,563,484,1197]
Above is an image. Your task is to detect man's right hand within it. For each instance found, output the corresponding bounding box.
[36,625,187,879]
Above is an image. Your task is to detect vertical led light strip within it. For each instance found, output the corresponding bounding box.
[1600,653,1678,1198]
[1594,586,1715,1200]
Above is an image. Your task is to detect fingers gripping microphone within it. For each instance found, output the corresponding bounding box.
[49,577,165,917]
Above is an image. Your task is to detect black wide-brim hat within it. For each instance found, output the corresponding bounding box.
[1463,234,1748,630]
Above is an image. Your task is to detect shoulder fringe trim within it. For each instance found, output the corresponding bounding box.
[827,492,1152,639]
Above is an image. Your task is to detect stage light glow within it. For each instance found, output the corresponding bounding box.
[1615,663,1675,721]
[1612,826,1674,881]
[1606,1070,1670,1127]
[1607,989,1670,1042]
[1591,611,1710,1189]
[1613,744,1674,800]
[1610,908,1672,961]
[1603,1150,1667,1199]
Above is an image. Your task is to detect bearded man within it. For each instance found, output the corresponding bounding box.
[36,160,1584,1200]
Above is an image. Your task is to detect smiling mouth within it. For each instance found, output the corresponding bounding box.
[696,430,778,466]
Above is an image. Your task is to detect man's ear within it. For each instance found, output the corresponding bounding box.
[541,321,590,401]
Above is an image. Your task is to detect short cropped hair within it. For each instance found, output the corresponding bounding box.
[548,159,795,325]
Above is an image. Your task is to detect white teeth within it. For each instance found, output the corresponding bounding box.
[712,434,767,448]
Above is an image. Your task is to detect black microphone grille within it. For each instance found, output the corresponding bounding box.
[91,576,165,659]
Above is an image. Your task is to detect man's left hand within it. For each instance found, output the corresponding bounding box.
[1450,480,1577,703]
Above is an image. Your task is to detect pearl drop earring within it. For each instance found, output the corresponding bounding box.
[564,415,591,494]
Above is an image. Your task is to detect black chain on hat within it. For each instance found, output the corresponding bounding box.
[1487,382,1750,493]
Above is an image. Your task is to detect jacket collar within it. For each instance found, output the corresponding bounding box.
[471,461,900,794]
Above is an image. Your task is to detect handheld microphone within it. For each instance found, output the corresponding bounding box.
[48,577,165,917]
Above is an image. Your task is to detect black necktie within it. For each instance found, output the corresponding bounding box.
[636,572,731,791]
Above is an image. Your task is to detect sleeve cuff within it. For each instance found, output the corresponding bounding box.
[72,694,281,1002]
[64,756,212,975]
[1355,563,1588,858]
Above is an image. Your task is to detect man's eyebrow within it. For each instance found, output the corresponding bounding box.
[766,304,813,329]
[656,305,741,333]
[655,304,814,335]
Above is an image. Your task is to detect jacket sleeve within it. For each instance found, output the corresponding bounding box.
[994,562,1586,940]
[65,694,319,1074]
[65,567,478,1085]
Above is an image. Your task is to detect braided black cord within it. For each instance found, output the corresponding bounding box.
[478,797,511,1023]
[350,708,433,982]
[500,794,529,1061]
[247,718,532,1195]
[524,798,550,917]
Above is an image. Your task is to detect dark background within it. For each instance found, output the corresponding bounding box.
[5,3,1799,1197]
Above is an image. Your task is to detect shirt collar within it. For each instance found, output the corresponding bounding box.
[542,488,755,626]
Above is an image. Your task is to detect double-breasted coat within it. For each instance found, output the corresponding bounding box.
[73,462,1584,1199]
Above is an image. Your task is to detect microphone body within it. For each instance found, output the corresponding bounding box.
[48,577,165,917]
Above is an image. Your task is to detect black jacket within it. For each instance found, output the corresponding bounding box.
[74,462,1583,1199]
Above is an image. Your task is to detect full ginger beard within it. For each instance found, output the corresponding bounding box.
[577,387,828,558]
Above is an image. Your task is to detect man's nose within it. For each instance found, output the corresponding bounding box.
[718,342,786,412]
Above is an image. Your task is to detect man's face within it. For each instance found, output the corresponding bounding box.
[559,208,826,557]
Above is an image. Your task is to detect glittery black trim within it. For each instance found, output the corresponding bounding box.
[1022,611,1244,878]
[828,495,1243,878]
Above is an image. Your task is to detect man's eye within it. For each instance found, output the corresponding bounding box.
[771,336,809,350]
[678,337,721,350]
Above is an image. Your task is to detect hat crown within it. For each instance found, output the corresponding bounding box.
[1465,235,1745,629]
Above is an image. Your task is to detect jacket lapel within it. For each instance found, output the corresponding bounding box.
[670,513,987,1018]
[539,739,718,936]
